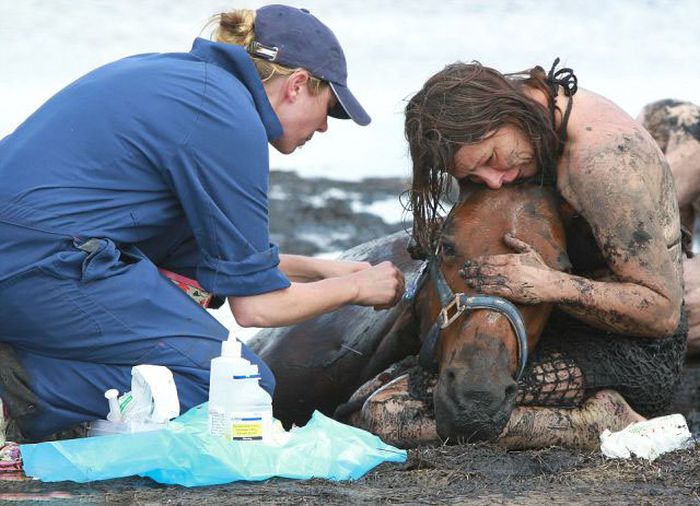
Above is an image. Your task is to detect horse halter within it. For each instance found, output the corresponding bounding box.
[416,252,529,382]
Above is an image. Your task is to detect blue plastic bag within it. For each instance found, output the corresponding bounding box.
[20,404,406,486]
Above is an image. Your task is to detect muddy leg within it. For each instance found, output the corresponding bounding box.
[334,357,416,423]
[498,389,645,450]
[358,374,440,448]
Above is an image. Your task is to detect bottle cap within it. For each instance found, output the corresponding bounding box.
[221,339,242,358]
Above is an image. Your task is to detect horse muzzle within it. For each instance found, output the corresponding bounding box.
[433,364,518,442]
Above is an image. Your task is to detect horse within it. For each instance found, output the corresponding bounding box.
[248,183,569,444]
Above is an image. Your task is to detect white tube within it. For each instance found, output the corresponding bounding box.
[105,389,121,422]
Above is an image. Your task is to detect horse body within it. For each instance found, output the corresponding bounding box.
[248,233,424,427]
[250,184,568,443]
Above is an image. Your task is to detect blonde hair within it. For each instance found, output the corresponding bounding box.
[208,9,328,95]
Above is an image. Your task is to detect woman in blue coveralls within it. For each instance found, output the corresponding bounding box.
[0,5,405,441]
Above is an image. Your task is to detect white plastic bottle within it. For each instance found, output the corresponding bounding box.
[208,338,273,442]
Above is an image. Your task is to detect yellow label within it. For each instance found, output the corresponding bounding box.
[231,419,263,440]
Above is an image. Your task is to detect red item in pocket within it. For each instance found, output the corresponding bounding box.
[159,269,213,308]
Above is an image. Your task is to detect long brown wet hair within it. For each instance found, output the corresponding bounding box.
[404,62,563,258]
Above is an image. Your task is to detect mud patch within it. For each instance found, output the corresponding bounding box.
[4,363,698,504]
[3,445,698,504]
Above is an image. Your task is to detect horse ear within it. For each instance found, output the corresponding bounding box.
[534,233,571,273]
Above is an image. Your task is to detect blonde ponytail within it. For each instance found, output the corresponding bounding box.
[207,9,328,94]
[211,10,256,47]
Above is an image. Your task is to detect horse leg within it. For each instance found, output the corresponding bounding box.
[334,356,416,423]
[498,390,645,450]
[357,374,440,448]
[336,357,440,448]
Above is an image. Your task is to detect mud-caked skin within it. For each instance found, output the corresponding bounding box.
[638,99,700,357]
[554,91,682,333]
[459,88,683,339]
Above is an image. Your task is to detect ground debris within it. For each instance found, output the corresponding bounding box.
[3,444,697,505]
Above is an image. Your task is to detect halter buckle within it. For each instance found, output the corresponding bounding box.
[439,294,465,329]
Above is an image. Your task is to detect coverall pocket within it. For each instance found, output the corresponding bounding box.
[74,238,143,283]
[0,266,104,358]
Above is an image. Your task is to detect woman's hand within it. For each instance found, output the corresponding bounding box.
[349,261,405,310]
[459,233,554,304]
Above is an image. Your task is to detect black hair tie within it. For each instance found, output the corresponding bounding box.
[545,57,578,159]
[547,57,578,97]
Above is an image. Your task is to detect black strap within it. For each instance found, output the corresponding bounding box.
[429,255,455,306]
[547,57,578,157]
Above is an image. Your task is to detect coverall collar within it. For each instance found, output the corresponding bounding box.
[190,37,283,141]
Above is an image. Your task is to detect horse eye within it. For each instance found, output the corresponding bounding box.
[442,242,457,257]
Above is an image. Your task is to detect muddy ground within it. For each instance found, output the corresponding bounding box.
[0,446,698,505]
[1,362,697,505]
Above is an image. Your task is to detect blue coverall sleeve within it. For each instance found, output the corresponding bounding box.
[162,67,290,297]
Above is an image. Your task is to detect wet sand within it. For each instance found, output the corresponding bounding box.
[2,361,697,505]
[2,442,697,504]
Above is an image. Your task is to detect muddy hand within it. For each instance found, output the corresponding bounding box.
[459,232,552,304]
[350,261,405,310]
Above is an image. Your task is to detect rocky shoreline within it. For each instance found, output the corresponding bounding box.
[268,170,411,256]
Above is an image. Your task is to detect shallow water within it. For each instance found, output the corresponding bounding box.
[2,0,699,180]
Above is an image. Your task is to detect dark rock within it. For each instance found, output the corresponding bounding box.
[268,170,410,256]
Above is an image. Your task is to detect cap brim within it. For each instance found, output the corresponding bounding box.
[328,82,371,126]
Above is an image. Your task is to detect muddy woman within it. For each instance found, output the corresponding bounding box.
[399,60,687,448]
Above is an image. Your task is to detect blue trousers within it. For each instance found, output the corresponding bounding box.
[0,236,274,439]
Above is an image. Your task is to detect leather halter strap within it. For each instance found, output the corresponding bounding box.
[416,254,529,381]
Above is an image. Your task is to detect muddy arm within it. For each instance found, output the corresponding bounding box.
[666,135,700,208]
[552,133,682,337]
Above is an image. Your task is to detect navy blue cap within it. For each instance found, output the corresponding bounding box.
[250,4,371,126]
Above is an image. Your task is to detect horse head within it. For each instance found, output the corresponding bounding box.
[414,184,569,442]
